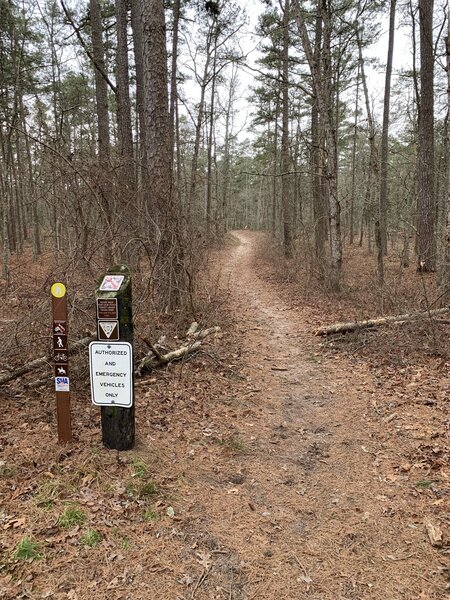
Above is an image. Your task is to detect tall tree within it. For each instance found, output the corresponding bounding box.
[219,65,238,235]
[293,0,342,291]
[281,0,292,257]
[355,21,378,252]
[206,14,218,235]
[115,0,133,163]
[140,0,172,211]
[89,0,110,163]
[378,0,396,262]
[443,7,450,295]
[169,0,181,171]
[130,0,147,184]
[140,0,185,308]
[187,16,215,215]
[416,0,435,271]
[310,2,327,274]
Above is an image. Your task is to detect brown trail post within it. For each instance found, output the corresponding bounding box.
[51,282,72,443]
[90,266,135,450]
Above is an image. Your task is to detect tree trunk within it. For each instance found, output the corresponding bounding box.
[356,25,377,238]
[378,0,396,258]
[0,155,9,281]
[169,0,181,173]
[206,25,218,236]
[89,0,110,163]
[140,0,184,309]
[272,98,280,235]
[349,62,360,246]
[115,0,133,163]
[417,0,435,271]
[440,12,450,299]
[281,0,292,258]
[293,0,341,291]
[130,0,147,188]
[220,66,237,236]
[311,4,327,274]
[140,0,172,213]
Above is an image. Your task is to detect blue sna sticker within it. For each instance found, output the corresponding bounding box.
[55,376,70,392]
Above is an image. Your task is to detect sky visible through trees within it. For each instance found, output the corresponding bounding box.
[0,0,449,300]
[189,0,414,140]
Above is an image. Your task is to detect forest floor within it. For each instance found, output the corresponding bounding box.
[0,230,449,599]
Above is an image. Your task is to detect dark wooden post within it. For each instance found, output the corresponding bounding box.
[95,266,135,450]
[51,282,72,443]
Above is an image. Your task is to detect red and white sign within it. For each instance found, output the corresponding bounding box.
[99,275,124,292]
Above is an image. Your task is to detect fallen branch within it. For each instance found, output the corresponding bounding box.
[136,325,221,376]
[315,307,450,336]
[0,335,95,386]
[1,324,221,386]
[142,337,164,361]
[186,322,200,337]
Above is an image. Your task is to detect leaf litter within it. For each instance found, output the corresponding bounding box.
[0,231,448,598]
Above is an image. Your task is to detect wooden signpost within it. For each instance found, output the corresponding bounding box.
[89,266,135,450]
[51,282,72,443]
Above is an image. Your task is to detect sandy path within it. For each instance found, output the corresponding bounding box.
[0,230,444,600]
[197,230,442,599]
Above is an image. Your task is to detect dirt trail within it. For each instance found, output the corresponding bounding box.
[0,230,445,600]
[196,230,442,599]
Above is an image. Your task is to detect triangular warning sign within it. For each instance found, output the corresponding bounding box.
[98,321,119,340]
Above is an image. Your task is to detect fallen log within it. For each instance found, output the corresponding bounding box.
[315,307,450,336]
[0,324,221,386]
[136,325,221,376]
[0,335,95,386]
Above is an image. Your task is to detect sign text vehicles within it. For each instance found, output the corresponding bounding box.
[89,342,133,408]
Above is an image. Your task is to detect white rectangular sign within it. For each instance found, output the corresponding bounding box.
[55,376,70,392]
[89,342,133,407]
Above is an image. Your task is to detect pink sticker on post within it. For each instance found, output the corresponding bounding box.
[99,275,124,292]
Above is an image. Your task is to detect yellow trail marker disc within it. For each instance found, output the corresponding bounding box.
[51,283,66,298]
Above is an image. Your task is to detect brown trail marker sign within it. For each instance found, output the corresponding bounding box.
[51,282,72,443]
[89,266,135,450]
